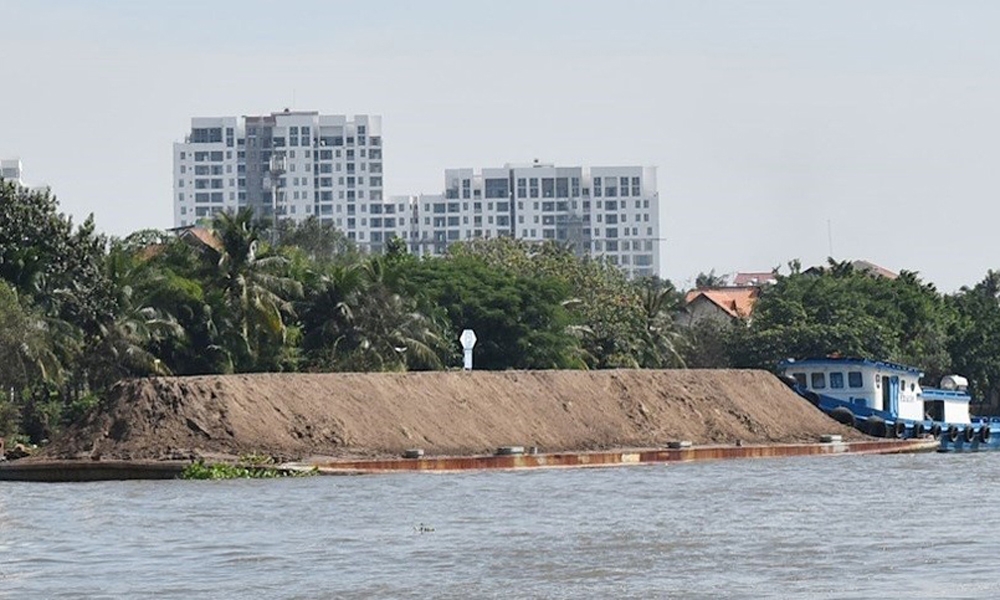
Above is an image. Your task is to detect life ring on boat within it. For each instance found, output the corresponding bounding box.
[892,421,906,438]
[912,423,925,437]
[964,427,976,443]
[947,425,960,442]
[980,426,991,443]
[930,424,942,439]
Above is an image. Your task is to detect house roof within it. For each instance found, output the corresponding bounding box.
[732,271,777,286]
[178,227,224,253]
[803,260,898,279]
[851,260,897,280]
[684,287,759,320]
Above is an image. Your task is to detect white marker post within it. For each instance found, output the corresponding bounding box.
[459,329,477,371]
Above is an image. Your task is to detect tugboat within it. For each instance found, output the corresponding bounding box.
[777,357,1000,452]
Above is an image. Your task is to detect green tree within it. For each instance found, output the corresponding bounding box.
[208,208,302,372]
[694,270,727,289]
[299,256,446,372]
[275,216,358,264]
[947,271,1000,412]
[403,253,581,370]
[730,263,951,375]
[448,237,664,368]
[636,277,686,368]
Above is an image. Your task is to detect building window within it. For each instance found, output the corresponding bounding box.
[542,178,554,198]
[848,372,863,388]
[811,373,826,389]
[830,372,845,389]
[484,178,509,199]
[555,177,569,197]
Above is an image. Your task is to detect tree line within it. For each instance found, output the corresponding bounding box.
[3,180,1000,442]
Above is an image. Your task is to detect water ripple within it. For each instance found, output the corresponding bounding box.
[3,453,1000,598]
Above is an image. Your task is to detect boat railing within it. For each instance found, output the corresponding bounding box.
[921,388,973,401]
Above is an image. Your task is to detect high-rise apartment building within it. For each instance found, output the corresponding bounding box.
[173,110,384,237]
[173,115,663,277]
[408,163,661,278]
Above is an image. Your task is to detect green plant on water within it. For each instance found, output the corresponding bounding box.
[180,459,316,480]
[239,452,278,466]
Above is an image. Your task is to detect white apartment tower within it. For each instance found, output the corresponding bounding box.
[173,111,396,248]
[410,162,661,278]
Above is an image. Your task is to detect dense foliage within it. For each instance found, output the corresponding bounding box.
[5,181,1000,442]
[180,458,317,479]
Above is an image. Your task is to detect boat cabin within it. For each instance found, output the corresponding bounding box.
[777,358,971,424]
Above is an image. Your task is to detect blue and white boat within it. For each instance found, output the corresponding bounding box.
[777,357,1000,452]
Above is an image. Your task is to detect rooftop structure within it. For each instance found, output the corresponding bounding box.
[1,157,49,192]
[1,158,24,184]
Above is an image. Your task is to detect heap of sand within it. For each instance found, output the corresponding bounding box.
[43,369,865,461]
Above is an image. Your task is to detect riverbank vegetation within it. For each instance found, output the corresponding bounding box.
[3,180,1000,442]
[180,458,317,480]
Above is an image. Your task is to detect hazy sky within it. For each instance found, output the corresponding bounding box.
[4,0,1000,291]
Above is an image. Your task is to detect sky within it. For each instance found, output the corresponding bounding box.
[3,0,1000,292]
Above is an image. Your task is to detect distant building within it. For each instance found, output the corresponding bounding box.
[172,116,663,275]
[849,260,898,280]
[680,286,760,327]
[732,271,778,286]
[172,110,384,237]
[1,158,48,192]
[803,260,898,280]
[1,158,24,184]
[407,162,662,278]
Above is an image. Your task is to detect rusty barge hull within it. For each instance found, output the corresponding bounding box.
[0,460,188,482]
[306,439,938,475]
[0,440,936,482]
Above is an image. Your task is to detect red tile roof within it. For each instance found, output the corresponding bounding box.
[684,287,760,320]
[179,227,224,252]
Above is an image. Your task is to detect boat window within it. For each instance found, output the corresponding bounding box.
[811,372,826,389]
[848,372,863,388]
[830,372,845,389]
[792,373,807,387]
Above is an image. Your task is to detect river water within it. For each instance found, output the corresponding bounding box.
[3,452,1000,599]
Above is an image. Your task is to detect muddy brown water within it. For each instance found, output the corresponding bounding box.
[3,451,999,599]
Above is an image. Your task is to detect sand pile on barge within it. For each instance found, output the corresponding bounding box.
[44,369,866,461]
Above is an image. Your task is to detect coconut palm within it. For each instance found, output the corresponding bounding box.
[300,257,444,372]
[637,277,686,368]
[209,208,302,371]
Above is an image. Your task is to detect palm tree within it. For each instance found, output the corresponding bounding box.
[0,281,66,391]
[637,278,686,368]
[300,257,444,372]
[72,240,186,389]
[209,208,302,371]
